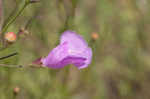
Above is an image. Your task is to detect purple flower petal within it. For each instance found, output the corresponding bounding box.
[60,30,88,52]
[41,42,69,68]
[41,30,92,69]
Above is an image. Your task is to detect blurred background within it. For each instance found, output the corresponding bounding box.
[0,0,150,99]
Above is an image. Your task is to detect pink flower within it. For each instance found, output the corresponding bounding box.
[34,31,92,69]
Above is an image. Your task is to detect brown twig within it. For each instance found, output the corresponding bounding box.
[0,52,18,60]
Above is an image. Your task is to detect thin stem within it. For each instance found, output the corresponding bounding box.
[59,0,78,33]
[2,0,19,30]
[1,3,29,34]
[0,52,18,60]
[0,0,3,32]
[0,64,44,68]
[12,95,17,99]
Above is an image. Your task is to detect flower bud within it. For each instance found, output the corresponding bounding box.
[32,57,43,65]
[13,86,20,95]
[4,32,17,43]
[91,32,99,40]
[18,28,30,38]
[18,28,25,35]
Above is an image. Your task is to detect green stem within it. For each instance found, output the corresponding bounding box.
[1,2,29,34]
[58,0,78,33]
[0,63,45,68]
[0,0,3,32]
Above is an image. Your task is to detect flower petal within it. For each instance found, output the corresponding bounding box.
[60,30,88,52]
[41,42,69,68]
[60,56,86,68]
[41,30,92,69]
[77,47,92,69]
[61,30,92,69]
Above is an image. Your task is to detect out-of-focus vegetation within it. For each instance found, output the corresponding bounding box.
[0,0,150,99]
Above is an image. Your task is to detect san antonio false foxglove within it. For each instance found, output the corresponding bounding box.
[35,31,92,69]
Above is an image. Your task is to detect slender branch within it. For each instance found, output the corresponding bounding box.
[0,52,18,60]
[2,0,19,30]
[1,3,29,34]
[0,63,44,68]
[0,0,39,49]
[0,64,23,68]
[1,0,40,34]
[0,0,3,32]
[59,0,78,33]
[0,1,30,48]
